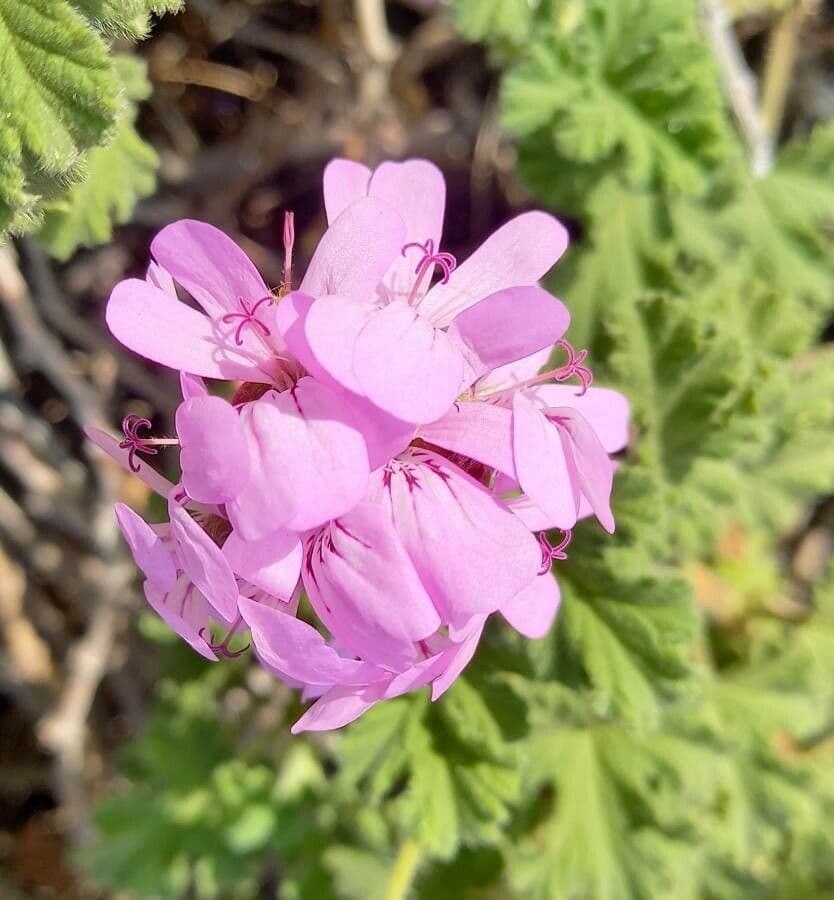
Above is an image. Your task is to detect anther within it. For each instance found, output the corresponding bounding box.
[119,414,179,473]
[402,238,457,285]
[538,529,572,574]
[221,296,273,346]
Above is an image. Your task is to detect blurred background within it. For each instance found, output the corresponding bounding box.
[2,1,834,897]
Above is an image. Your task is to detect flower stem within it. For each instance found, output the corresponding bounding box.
[381,840,422,900]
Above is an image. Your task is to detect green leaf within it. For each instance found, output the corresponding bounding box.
[397,749,460,860]
[502,0,728,194]
[37,55,158,258]
[337,695,423,802]
[337,683,522,862]
[451,0,536,46]
[719,124,834,311]
[541,176,669,348]
[324,846,390,900]
[556,549,699,728]
[606,294,760,557]
[508,723,697,900]
[0,0,120,233]
[71,0,181,38]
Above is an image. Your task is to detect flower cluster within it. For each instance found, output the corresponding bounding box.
[90,159,628,732]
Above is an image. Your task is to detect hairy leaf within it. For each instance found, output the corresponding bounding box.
[502,0,728,193]
[0,0,120,233]
[71,0,182,38]
[37,56,158,259]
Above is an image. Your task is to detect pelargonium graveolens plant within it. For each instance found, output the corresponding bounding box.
[88,159,628,732]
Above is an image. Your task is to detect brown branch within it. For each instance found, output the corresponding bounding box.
[701,0,774,176]
[761,0,820,139]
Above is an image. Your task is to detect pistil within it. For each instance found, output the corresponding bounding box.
[538,529,572,574]
[119,414,179,473]
[511,340,594,396]
[402,238,457,306]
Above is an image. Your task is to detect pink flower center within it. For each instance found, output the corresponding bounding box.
[538,529,572,574]
[221,296,273,346]
[119,413,179,473]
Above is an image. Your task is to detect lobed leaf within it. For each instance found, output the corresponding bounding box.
[0,0,121,233]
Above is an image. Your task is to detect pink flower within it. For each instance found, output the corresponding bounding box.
[276,159,570,424]
[91,157,629,733]
[420,345,630,535]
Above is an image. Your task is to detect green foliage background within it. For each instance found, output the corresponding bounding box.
[10,0,830,896]
[0,0,178,255]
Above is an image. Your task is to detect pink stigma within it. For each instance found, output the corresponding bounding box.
[539,529,572,574]
[552,340,593,396]
[402,238,457,285]
[119,414,157,473]
[283,211,295,291]
[221,296,273,346]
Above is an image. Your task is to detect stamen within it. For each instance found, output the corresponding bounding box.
[402,238,457,284]
[402,238,457,304]
[538,529,572,574]
[119,414,179,473]
[199,615,250,659]
[220,296,273,346]
[282,211,295,293]
[508,340,594,397]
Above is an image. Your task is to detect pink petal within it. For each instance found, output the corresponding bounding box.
[106,279,268,381]
[168,502,239,621]
[323,158,372,223]
[527,385,630,454]
[334,390,414,470]
[419,401,516,479]
[276,293,414,464]
[419,211,569,327]
[239,596,386,687]
[512,392,578,530]
[145,577,218,661]
[151,219,269,317]
[431,616,486,700]
[114,503,177,591]
[555,408,615,533]
[505,495,555,532]
[179,372,208,400]
[275,292,373,395]
[501,573,561,639]
[353,301,464,424]
[146,261,176,295]
[448,287,570,384]
[473,347,551,398]
[223,529,302,599]
[300,198,406,303]
[303,501,441,670]
[227,378,369,537]
[369,450,540,628]
[85,426,175,498]
[176,395,250,504]
[368,159,446,301]
[383,650,451,698]
[291,681,388,734]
